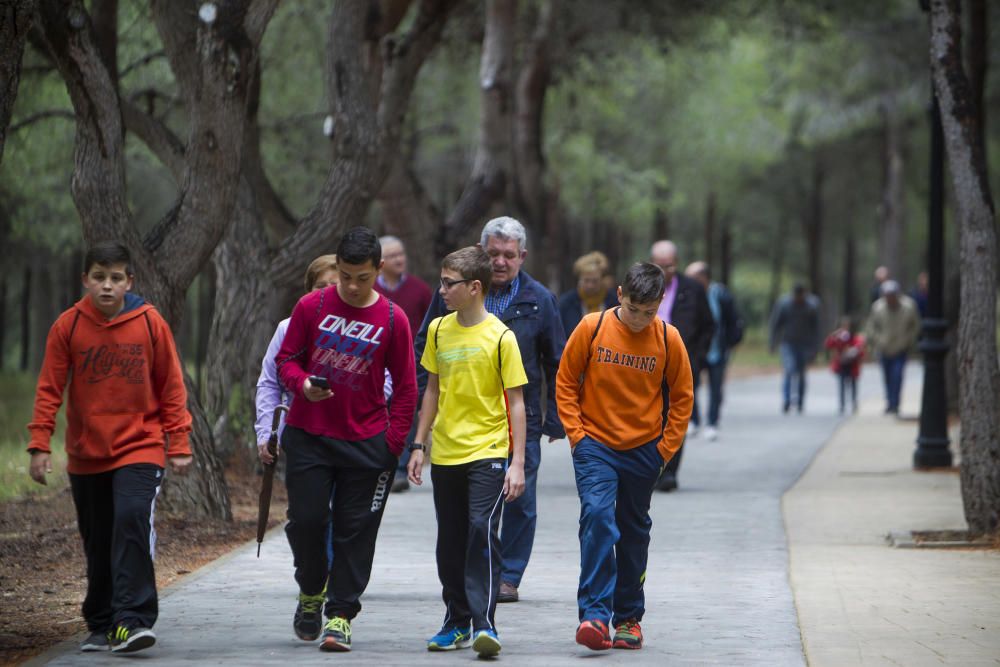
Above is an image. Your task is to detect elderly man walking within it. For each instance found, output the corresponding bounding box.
[414,217,565,604]
[866,280,920,415]
[374,235,433,492]
[648,241,714,492]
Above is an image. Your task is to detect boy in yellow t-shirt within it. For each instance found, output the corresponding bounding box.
[407,246,527,658]
[556,262,693,652]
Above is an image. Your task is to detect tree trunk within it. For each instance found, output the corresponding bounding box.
[377,152,442,280]
[720,219,732,287]
[930,0,1000,537]
[435,0,515,258]
[704,191,716,269]
[843,232,856,316]
[0,0,37,166]
[19,264,29,372]
[803,158,824,303]
[966,0,986,153]
[768,214,788,313]
[37,0,278,520]
[879,98,906,281]
[652,207,670,243]
[203,0,458,465]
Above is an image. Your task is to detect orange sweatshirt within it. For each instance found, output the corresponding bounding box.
[27,294,192,474]
[556,309,693,462]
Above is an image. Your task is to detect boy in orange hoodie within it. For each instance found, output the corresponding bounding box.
[27,241,192,654]
[556,262,693,652]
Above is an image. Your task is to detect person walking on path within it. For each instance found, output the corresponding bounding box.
[558,251,618,334]
[556,262,693,652]
[865,280,920,415]
[648,240,713,492]
[406,246,527,658]
[275,227,417,653]
[684,261,743,441]
[414,216,565,604]
[255,254,340,463]
[768,283,821,414]
[26,241,193,654]
[824,316,865,414]
[373,235,432,493]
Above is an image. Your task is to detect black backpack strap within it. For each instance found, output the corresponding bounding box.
[143,311,158,349]
[433,315,445,352]
[67,310,82,348]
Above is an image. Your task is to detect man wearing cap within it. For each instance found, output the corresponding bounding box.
[866,280,920,414]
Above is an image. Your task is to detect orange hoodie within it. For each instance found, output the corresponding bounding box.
[556,309,693,462]
[27,294,192,474]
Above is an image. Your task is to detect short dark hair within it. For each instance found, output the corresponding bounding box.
[83,241,132,275]
[621,262,665,304]
[442,246,492,291]
[336,227,381,267]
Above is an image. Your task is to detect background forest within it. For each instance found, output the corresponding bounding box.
[0,0,997,524]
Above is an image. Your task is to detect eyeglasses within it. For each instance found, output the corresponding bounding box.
[440,277,473,290]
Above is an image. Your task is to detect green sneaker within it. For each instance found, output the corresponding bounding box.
[108,624,156,653]
[320,616,351,652]
[612,619,643,649]
[293,590,326,641]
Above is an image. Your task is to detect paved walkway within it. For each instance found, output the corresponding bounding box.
[31,363,999,665]
[785,367,1000,666]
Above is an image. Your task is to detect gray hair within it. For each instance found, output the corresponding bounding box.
[378,235,403,249]
[480,216,527,251]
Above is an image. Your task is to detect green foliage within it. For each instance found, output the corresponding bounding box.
[0,372,67,502]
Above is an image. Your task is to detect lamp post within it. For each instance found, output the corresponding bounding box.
[913,8,952,466]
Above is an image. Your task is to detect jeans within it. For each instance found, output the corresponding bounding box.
[780,343,809,410]
[691,360,727,427]
[880,352,907,412]
[838,371,857,413]
[499,438,540,586]
[572,435,662,625]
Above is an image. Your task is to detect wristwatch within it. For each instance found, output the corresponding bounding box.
[407,442,426,452]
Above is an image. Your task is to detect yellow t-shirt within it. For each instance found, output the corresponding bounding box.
[421,312,528,465]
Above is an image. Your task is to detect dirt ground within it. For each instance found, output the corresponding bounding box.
[0,458,287,666]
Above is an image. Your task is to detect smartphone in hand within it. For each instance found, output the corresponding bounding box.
[308,375,330,390]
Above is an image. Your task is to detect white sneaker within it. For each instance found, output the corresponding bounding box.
[704,426,718,441]
[687,425,700,438]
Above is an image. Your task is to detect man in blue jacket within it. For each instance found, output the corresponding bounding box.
[415,216,566,604]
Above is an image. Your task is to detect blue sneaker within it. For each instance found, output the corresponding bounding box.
[427,625,471,651]
[472,629,501,657]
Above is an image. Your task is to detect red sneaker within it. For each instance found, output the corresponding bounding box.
[612,619,643,649]
[575,619,612,651]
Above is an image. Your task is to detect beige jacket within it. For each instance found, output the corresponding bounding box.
[866,295,920,357]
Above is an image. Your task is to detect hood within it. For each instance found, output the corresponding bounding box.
[74,292,152,327]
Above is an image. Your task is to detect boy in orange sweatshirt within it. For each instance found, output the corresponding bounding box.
[27,241,192,654]
[556,262,693,651]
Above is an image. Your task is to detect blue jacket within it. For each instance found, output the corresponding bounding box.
[415,270,566,442]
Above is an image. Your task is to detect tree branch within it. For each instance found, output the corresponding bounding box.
[8,108,74,133]
[121,98,185,179]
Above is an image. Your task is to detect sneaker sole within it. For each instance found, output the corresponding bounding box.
[111,632,156,653]
[80,643,109,652]
[319,637,351,652]
[576,624,611,651]
[472,633,501,657]
[427,638,471,651]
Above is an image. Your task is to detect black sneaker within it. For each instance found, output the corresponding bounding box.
[320,616,352,652]
[294,590,326,641]
[108,624,156,653]
[80,630,109,652]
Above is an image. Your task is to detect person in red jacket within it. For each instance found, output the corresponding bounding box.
[27,241,192,654]
[824,316,865,414]
[275,227,418,652]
